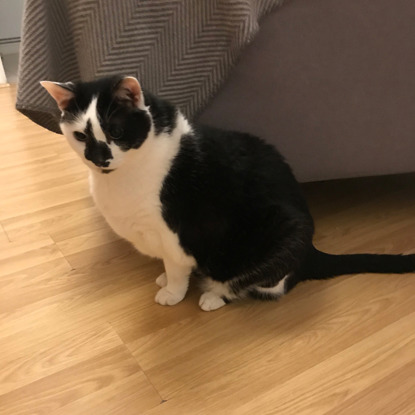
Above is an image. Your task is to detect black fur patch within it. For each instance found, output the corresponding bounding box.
[160,126,315,290]
[83,119,113,167]
[221,296,231,304]
[143,92,177,135]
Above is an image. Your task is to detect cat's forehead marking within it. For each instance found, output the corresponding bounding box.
[82,96,106,143]
[84,119,96,141]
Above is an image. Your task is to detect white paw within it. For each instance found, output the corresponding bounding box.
[155,272,167,287]
[199,292,226,311]
[155,287,185,306]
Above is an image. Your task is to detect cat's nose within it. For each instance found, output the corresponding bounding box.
[85,151,111,167]
[84,141,113,168]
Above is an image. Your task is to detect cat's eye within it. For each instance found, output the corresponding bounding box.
[74,131,87,142]
[109,125,124,140]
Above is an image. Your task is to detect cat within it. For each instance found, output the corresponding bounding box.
[41,75,415,311]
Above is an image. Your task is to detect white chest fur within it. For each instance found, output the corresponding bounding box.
[89,124,195,268]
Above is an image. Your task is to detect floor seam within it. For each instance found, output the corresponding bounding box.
[0,221,12,243]
[108,321,166,404]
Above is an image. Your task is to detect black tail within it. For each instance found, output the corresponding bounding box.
[298,246,415,282]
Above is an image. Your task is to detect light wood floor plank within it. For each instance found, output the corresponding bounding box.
[56,228,121,257]
[233,313,415,415]
[54,372,162,415]
[0,258,72,313]
[0,179,90,221]
[0,237,65,276]
[327,360,415,415]
[0,320,123,395]
[0,224,9,244]
[2,199,106,243]
[0,345,159,415]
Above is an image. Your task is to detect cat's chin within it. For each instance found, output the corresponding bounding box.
[86,163,116,174]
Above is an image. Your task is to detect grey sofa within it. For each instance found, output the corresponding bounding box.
[198,0,415,182]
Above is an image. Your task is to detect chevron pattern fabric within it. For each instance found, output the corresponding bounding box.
[16,0,284,134]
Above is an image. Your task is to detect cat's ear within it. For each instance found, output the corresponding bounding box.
[114,76,145,109]
[40,81,75,111]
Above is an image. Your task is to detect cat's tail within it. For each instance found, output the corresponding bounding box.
[295,246,415,284]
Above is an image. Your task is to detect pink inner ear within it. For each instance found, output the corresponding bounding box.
[116,77,142,106]
[40,81,74,110]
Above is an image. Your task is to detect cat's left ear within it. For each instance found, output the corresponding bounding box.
[40,81,75,111]
[114,76,145,109]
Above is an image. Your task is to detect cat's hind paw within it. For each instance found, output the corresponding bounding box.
[155,272,167,287]
[155,287,185,306]
[199,292,226,311]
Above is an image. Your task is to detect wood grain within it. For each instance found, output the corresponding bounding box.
[0,85,414,414]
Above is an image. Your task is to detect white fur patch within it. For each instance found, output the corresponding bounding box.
[86,97,106,142]
[202,277,238,300]
[156,272,168,287]
[255,274,289,296]
[155,287,185,306]
[198,277,238,311]
[199,292,226,311]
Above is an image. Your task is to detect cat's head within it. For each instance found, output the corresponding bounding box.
[41,75,152,173]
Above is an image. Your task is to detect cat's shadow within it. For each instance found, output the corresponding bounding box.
[185,278,334,342]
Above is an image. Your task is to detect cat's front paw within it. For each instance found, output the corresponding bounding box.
[155,287,185,306]
[155,272,167,287]
[199,292,226,311]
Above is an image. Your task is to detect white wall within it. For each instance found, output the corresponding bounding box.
[0,0,25,82]
[0,0,25,55]
[0,0,25,39]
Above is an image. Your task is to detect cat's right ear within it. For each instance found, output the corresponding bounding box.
[40,81,75,111]
[114,77,145,110]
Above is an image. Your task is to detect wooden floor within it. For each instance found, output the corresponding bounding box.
[1,84,414,415]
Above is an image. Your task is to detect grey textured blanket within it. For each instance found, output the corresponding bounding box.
[16,0,283,134]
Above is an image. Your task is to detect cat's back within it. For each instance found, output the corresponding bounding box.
[161,124,311,233]
[169,124,304,203]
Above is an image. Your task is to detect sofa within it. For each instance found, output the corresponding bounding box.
[198,0,415,182]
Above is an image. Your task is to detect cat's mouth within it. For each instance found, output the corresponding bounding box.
[101,168,115,174]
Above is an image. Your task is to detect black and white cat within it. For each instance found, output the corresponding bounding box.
[41,75,415,311]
